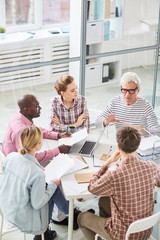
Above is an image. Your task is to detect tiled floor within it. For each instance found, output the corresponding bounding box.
[0,65,160,239]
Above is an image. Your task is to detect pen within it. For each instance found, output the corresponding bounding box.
[81,156,87,164]
[106,146,112,158]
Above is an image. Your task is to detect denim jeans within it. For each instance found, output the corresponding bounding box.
[48,186,69,221]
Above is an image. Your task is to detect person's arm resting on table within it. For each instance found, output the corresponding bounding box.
[123,122,146,135]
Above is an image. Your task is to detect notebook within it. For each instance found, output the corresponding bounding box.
[75,172,95,183]
[69,126,107,157]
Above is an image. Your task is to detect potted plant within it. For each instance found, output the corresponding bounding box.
[0,27,6,39]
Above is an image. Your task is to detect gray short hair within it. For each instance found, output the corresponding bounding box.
[120,72,141,90]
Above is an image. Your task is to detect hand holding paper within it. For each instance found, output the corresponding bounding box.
[51,179,61,186]
[44,153,88,183]
[58,128,88,146]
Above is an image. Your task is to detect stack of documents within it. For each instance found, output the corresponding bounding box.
[45,154,88,183]
[137,135,160,159]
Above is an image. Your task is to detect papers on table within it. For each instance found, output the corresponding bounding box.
[93,155,118,171]
[62,175,89,193]
[93,155,104,167]
[58,128,88,146]
[136,152,160,161]
[64,161,117,193]
[44,154,88,183]
[137,135,160,156]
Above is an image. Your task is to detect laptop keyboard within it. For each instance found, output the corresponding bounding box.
[79,141,96,155]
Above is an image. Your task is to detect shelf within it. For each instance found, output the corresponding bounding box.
[86,0,123,44]
[85,59,121,88]
[70,0,123,87]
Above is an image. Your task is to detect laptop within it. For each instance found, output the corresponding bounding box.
[69,127,107,157]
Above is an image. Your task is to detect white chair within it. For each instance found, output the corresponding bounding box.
[95,234,106,240]
[0,208,45,240]
[125,211,160,240]
[88,108,101,127]
[95,211,160,240]
[0,151,5,175]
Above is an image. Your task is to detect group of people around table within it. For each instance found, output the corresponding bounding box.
[0,72,160,240]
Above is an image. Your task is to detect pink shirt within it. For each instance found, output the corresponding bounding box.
[2,112,60,164]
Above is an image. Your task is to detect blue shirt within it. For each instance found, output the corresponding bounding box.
[0,152,57,235]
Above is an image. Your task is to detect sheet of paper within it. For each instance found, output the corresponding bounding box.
[45,154,75,183]
[58,128,88,146]
[64,157,88,175]
[44,154,88,183]
[93,155,118,171]
[93,156,104,167]
[62,175,89,193]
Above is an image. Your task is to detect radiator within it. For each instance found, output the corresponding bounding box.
[0,38,69,91]
[51,41,69,80]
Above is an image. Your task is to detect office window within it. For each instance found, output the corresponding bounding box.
[0,0,70,32]
[5,0,35,26]
[42,0,70,25]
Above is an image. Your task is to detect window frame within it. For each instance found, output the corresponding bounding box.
[0,0,69,33]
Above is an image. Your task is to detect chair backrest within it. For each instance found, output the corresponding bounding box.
[0,208,45,240]
[0,208,24,240]
[0,208,3,240]
[0,151,5,174]
[125,211,160,240]
[95,233,106,240]
[88,108,101,127]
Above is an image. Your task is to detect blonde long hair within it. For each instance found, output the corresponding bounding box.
[19,126,43,155]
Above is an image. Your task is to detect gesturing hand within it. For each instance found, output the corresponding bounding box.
[123,122,146,135]
[104,113,120,126]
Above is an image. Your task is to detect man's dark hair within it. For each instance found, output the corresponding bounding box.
[17,94,36,111]
[116,126,141,153]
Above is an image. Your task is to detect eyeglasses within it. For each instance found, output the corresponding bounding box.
[121,87,138,94]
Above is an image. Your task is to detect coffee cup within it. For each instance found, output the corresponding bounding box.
[67,125,77,133]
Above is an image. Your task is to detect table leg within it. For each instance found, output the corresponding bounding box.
[68,199,74,240]
[154,191,158,203]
